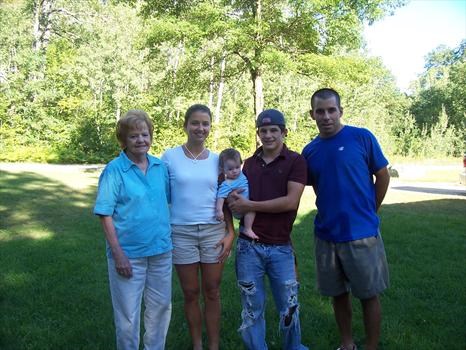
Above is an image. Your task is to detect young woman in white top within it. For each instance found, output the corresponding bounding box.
[162,104,234,350]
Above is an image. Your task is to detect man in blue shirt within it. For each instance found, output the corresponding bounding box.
[302,88,390,350]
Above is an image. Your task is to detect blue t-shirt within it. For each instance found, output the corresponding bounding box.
[94,151,172,258]
[217,172,249,199]
[302,125,388,242]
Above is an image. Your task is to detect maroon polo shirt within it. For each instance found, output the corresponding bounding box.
[240,144,307,244]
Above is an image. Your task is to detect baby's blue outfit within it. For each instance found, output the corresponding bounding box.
[217,172,249,199]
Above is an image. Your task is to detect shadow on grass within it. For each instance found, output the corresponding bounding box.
[293,198,466,350]
[0,170,114,349]
[1,169,465,349]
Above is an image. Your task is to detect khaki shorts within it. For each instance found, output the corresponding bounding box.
[171,223,227,264]
[315,234,389,299]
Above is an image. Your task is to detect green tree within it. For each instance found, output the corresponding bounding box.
[5,0,440,162]
[410,40,466,132]
[137,0,406,121]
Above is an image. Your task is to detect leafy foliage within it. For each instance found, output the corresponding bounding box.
[410,40,466,133]
[0,0,463,163]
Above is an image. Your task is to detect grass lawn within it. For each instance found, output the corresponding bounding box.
[0,164,465,349]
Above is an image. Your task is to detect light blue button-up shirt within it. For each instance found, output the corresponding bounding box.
[94,151,172,258]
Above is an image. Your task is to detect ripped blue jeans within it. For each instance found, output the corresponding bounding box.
[235,238,308,350]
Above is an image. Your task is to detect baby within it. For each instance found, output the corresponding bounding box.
[216,148,258,240]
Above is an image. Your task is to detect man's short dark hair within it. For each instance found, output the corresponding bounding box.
[311,88,341,109]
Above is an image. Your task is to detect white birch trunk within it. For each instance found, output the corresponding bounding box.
[254,73,264,117]
[32,0,41,51]
[208,56,215,110]
[214,55,226,124]
[213,54,226,149]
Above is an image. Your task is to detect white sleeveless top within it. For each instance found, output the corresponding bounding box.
[162,146,219,225]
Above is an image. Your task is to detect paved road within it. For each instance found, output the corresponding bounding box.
[390,180,466,197]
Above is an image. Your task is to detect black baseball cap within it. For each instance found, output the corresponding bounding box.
[256,109,286,128]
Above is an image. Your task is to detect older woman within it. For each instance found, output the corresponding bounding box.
[162,104,234,350]
[94,110,172,350]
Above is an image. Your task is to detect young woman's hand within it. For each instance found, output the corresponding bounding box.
[216,231,235,263]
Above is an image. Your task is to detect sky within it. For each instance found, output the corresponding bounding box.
[364,0,466,92]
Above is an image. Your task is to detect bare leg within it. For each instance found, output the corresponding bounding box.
[175,263,203,350]
[200,262,225,350]
[361,295,381,350]
[333,292,355,349]
[242,211,259,239]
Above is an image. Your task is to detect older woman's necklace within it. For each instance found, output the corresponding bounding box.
[183,144,206,163]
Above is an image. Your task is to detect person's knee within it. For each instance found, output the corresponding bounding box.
[283,305,298,327]
[159,296,172,309]
[238,280,256,295]
[146,292,171,310]
[238,280,260,331]
[183,286,201,303]
[280,279,300,328]
[203,285,220,302]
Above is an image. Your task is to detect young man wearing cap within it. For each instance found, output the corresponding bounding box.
[302,88,390,350]
[228,109,308,350]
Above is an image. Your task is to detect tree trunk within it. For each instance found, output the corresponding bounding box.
[32,0,53,52]
[116,105,121,123]
[252,69,264,117]
[253,0,263,148]
[208,56,215,110]
[32,0,41,51]
[213,54,226,149]
[252,68,264,147]
[253,0,263,116]
[170,41,183,88]
[214,55,226,124]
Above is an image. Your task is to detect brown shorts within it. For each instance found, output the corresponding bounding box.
[315,234,389,299]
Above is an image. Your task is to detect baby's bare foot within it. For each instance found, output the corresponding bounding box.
[243,228,259,240]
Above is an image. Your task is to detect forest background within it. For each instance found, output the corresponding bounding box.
[0,0,464,163]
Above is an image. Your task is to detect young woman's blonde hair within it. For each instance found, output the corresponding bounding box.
[116,110,154,149]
